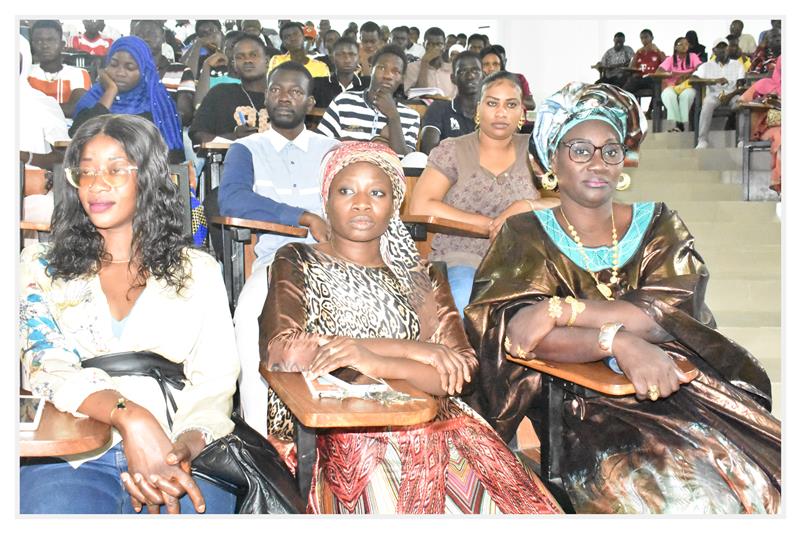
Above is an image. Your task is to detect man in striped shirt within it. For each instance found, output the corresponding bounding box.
[317,45,420,155]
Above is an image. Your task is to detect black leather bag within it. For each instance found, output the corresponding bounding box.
[191,412,306,513]
[82,351,305,514]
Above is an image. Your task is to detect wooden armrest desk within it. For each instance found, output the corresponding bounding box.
[400,215,488,258]
[643,71,673,79]
[209,215,308,238]
[401,215,489,239]
[20,400,112,458]
[196,142,232,199]
[209,216,307,308]
[19,221,51,232]
[261,369,438,502]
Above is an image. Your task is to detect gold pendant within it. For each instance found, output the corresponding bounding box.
[609,275,619,284]
[597,283,614,300]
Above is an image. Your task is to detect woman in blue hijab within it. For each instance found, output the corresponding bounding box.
[71,36,184,163]
[71,36,208,247]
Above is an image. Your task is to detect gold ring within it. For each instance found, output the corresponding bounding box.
[647,385,659,401]
[515,346,527,358]
[503,336,513,354]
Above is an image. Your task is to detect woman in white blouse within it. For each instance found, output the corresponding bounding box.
[19,114,240,514]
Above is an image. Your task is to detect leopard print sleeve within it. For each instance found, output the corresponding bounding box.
[259,244,335,372]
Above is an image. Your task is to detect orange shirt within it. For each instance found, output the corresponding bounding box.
[27,64,91,104]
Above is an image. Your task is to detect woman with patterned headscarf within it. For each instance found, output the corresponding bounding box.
[260,141,562,514]
[71,35,207,247]
[464,81,781,513]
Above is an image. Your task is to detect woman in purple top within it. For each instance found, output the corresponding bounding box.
[654,37,702,132]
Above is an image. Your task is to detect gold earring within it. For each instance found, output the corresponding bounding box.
[616,172,631,191]
[541,171,558,191]
[474,112,481,130]
[517,115,526,130]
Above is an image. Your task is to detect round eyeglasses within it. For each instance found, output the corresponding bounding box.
[65,166,138,189]
[559,140,626,165]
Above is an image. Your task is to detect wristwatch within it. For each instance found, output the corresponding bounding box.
[598,322,624,354]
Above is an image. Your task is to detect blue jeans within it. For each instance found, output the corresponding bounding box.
[20,443,236,514]
[446,265,477,317]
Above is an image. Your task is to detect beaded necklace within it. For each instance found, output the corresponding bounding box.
[559,206,619,300]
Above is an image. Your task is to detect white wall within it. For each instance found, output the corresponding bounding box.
[498,17,775,105]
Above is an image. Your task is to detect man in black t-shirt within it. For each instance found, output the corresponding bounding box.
[419,51,483,154]
[311,37,370,109]
[189,34,269,145]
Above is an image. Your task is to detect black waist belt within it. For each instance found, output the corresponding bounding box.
[82,351,186,429]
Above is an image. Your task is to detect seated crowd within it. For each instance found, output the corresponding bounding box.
[18,17,782,516]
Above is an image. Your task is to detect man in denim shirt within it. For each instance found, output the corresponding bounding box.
[220,61,338,437]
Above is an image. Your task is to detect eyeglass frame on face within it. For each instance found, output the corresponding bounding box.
[558,140,626,165]
[65,165,139,189]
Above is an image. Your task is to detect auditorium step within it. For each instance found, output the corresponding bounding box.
[641,129,736,150]
[700,245,780,279]
[617,182,743,202]
[628,127,781,419]
[706,278,780,315]
[638,148,741,171]
[661,200,778,223]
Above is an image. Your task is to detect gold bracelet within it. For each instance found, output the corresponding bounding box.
[547,296,563,321]
[564,296,586,327]
[109,397,127,422]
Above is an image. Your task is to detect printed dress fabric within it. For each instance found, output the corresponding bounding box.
[463,202,781,514]
[259,243,562,514]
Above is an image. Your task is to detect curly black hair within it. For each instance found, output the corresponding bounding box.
[46,114,193,293]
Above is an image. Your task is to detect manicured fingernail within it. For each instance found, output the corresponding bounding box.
[198,504,206,512]
[150,474,159,484]
[167,454,177,462]
[134,473,143,483]
[121,472,130,482]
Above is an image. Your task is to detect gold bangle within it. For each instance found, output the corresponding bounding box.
[564,296,586,327]
[547,296,563,321]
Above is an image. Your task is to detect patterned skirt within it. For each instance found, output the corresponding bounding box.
[269,396,561,514]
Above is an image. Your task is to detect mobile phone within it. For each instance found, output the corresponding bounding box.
[603,356,625,375]
[330,367,384,386]
[19,395,45,431]
[304,367,389,399]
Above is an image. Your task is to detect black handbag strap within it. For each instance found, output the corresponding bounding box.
[82,351,186,429]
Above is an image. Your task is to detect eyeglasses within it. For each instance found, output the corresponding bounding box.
[559,141,626,165]
[65,166,138,189]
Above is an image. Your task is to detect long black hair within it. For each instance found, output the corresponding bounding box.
[672,36,691,70]
[46,114,192,292]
